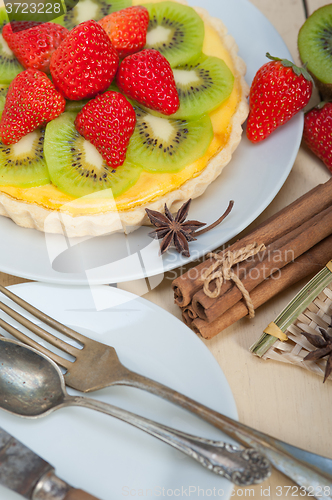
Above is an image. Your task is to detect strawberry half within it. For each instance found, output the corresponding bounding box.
[116,49,180,115]
[246,53,313,142]
[0,69,66,145]
[2,22,69,73]
[2,21,42,44]
[50,20,119,101]
[98,6,149,59]
[75,91,136,168]
[303,102,332,174]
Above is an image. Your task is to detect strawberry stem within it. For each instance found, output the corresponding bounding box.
[265,52,314,84]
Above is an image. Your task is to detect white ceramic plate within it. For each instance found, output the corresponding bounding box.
[0,0,303,284]
[0,283,238,500]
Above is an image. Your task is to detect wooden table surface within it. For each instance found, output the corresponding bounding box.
[0,0,331,498]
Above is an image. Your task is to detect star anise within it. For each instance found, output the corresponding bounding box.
[145,199,234,257]
[301,324,332,383]
[145,200,204,257]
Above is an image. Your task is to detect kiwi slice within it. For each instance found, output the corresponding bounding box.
[53,0,132,30]
[44,112,142,198]
[65,99,90,113]
[172,56,234,118]
[0,128,50,187]
[126,106,213,173]
[0,83,9,120]
[144,1,204,68]
[0,8,24,84]
[139,55,234,120]
[298,5,332,95]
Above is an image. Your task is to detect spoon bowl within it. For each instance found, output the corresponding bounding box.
[0,340,66,417]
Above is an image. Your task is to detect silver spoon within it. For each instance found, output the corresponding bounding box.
[0,337,271,486]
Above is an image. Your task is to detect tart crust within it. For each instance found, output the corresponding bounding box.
[0,2,249,237]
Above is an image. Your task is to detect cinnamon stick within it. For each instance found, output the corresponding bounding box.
[191,234,332,339]
[193,205,332,322]
[182,307,196,327]
[172,178,332,307]
[191,225,310,320]
[182,304,198,320]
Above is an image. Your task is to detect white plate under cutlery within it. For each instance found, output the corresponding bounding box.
[0,283,238,500]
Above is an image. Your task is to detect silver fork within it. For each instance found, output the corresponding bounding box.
[0,284,332,498]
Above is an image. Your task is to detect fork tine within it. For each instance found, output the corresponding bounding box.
[0,284,87,343]
[0,300,79,357]
[0,318,72,370]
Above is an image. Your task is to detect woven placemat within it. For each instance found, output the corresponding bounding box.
[262,283,332,379]
[251,262,332,382]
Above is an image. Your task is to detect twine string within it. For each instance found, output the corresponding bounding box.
[200,242,266,318]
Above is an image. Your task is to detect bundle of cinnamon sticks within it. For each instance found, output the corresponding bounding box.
[172,179,332,340]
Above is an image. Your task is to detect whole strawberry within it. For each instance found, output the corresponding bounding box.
[0,69,66,144]
[246,53,313,142]
[303,102,332,174]
[2,22,69,73]
[75,91,136,167]
[116,49,179,115]
[98,6,149,59]
[50,20,119,101]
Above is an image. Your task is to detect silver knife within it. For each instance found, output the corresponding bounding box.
[0,427,100,500]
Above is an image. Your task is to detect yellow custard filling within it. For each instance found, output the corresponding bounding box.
[0,8,242,216]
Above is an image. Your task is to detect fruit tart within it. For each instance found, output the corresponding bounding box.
[0,0,249,237]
